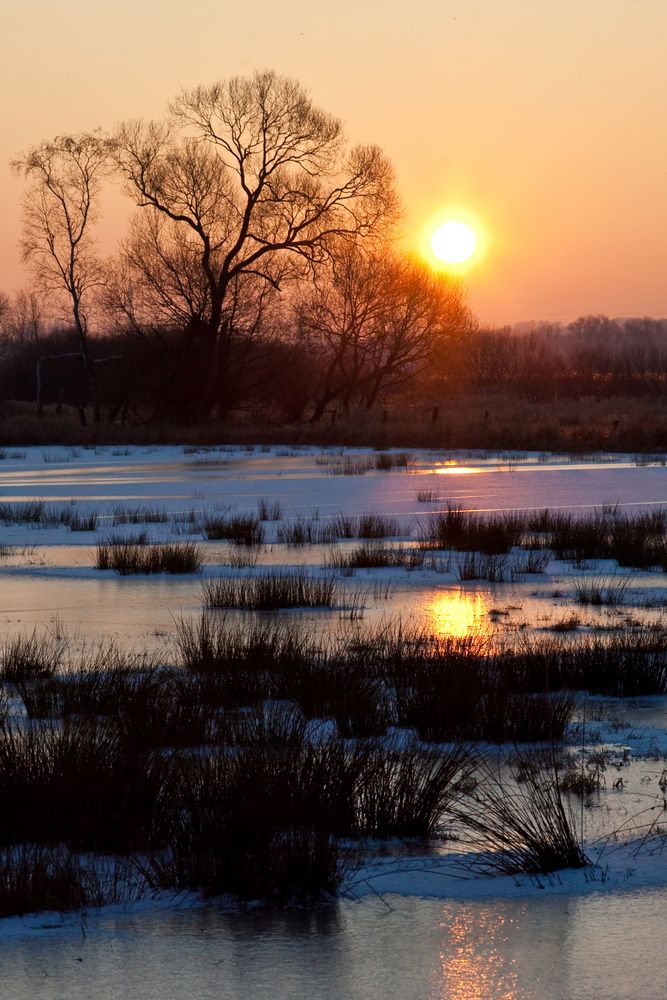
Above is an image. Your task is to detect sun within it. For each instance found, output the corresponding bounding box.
[431,220,478,265]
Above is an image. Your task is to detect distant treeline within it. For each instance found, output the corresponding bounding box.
[1,313,666,429]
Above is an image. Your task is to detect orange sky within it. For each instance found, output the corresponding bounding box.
[3,0,667,324]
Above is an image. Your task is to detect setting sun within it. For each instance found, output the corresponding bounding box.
[431,220,478,265]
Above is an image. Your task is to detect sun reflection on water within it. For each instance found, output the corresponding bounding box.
[433,465,485,476]
[425,590,490,639]
[435,908,520,1000]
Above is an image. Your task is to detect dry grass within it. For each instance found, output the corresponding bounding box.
[95,538,203,574]
[201,570,346,610]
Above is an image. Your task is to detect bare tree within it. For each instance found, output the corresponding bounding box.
[0,293,10,338]
[4,287,46,344]
[296,243,386,419]
[362,255,471,409]
[298,244,471,419]
[12,132,112,423]
[113,70,397,418]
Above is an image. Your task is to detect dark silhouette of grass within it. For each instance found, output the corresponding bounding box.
[95,538,203,574]
[315,455,375,476]
[0,718,168,852]
[328,512,401,539]
[414,504,667,572]
[0,629,66,683]
[202,513,264,545]
[257,497,284,521]
[354,740,474,839]
[374,451,412,471]
[138,756,349,903]
[175,615,317,707]
[455,551,510,582]
[0,502,100,531]
[393,653,576,743]
[280,658,392,738]
[325,543,425,571]
[0,845,102,917]
[175,615,316,671]
[508,629,667,696]
[454,749,589,875]
[61,509,99,531]
[573,573,634,606]
[201,571,345,610]
[422,505,523,555]
[0,501,48,525]
[276,516,335,545]
[110,504,168,525]
[4,615,666,912]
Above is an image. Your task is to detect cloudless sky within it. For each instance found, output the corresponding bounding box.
[3,0,667,324]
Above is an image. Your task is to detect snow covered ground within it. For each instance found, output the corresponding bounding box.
[3,444,667,646]
[1,445,667,998]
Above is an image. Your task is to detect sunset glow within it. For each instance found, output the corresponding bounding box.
[431,220,477,265]
[425,590,490,639]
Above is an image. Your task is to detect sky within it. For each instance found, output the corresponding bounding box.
[3,0,667,325]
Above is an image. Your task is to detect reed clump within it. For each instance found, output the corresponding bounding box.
[201,571,345,610]
[423,505,527,554]
[0,629,67,683]
[328,512,401,540]
[202,513,265,546]
[325,543,425,572]
[111,504,168,525]
[0,845,108,917]
[95,537,203,574]
[453,750,589,875]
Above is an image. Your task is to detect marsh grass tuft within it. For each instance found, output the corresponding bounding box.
[202,513,264,545]
[0,629,67,683]
[111,504,168,525]
[257,497,284,521]
[423,505,523,555]
[573,573,634,606]
[201,570,345,610]
[454,749,589,875]
[325,543,425,572]
[374,451,412,471]
[277,516,335,545]
[456,551,510,582]
[0,845,117,917]
[315,455,375,476]
[95,538,203,574]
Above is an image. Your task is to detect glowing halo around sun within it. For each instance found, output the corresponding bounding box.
[418,210,487,273]
[431,220,477,264]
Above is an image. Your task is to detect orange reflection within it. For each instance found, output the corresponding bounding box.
[436,908,519,1000]
[433,466,484,476]
[425,590,490,639]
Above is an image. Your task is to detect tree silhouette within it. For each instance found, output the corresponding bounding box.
[114,70,397,418]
